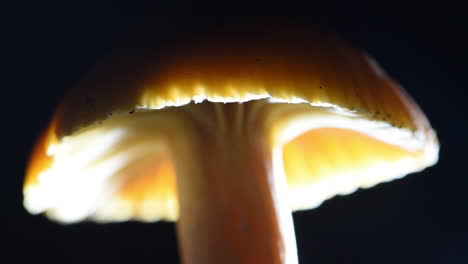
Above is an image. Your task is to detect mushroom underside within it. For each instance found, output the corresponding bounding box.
[23,98,435,223]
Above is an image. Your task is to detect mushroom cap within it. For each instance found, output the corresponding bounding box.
[24,25,438,223]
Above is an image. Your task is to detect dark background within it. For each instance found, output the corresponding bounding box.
[4,2,467,263]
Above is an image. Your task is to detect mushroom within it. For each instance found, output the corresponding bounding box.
[23,25,439,264]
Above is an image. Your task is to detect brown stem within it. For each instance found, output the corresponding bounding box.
[172,102,297,264]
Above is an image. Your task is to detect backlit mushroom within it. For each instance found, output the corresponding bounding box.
[24,25,439,264]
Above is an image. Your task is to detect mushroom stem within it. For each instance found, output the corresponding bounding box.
[173,102,297,264]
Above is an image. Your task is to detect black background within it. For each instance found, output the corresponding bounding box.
[4,2,468,263]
